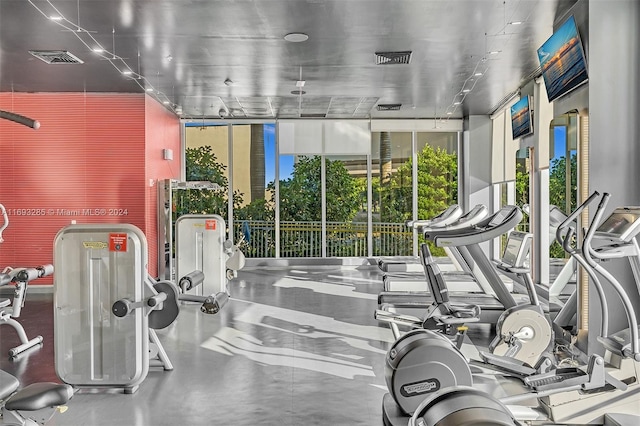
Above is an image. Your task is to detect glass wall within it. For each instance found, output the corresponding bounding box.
[371,131,413,257]
[326,155,368,257]
[182,122,460,259]
[415,133,458,255]
[278,154,322,257]
[232,124,277,258]
[549,114,578,260]
[181,123,230,221]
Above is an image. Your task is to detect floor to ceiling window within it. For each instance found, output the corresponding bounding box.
[181,123,230,222]
[325,155,368,257]
[182,121,460,259]
[415,132,458,256]
[371,131,413,257]
[232,124,277,258]
[278,154,322,257]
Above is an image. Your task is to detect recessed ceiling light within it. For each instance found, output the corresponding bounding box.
[163,100,170,105]
[462,89,471,93]
[93,48,104,53]
[284,33,309,43]
[488,50,501,55]
[509,21,523,25]
[474,72,483,76]
[49,16,62,21]
[446,111,453,115]
[453,101,462,105]
[122,70,133,75]
[146,88,154,92]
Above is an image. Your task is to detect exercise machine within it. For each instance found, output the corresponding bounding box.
[381,204,492,293]
[408,386,519,426]
[0,369,73,426]
[478,231,555,375]
[379,205,530,324]
[377,232,554,422]
[53,222,234,393]
[378,204,463,274]
[394,192,640,425]
[0,204,53,357]
[174,213,243,297]
[54,224,177,393]
[1,266,53,357]
[498,192,640,423]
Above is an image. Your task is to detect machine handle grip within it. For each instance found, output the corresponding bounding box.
[556,191,600,245]
[147,292,167,308]
[562,226,576,254]
[582,193,611,267]
[37,264,54,277]
[112,290,170,317]
[0,110,40,129]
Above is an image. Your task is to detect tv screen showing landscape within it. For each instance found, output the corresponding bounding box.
[510,96,533,139]
[537,15,589,102]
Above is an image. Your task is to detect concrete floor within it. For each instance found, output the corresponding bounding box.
[1,263,502,426]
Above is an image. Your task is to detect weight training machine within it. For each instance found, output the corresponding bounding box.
[54,224,175,393]
[1,265,53,357]
[1,203,54,357]
[176,235,245,314]
[53,223,236,394]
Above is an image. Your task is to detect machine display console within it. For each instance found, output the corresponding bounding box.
[501,231,531,268]
[488,206,514,227]
[595,207,640,242]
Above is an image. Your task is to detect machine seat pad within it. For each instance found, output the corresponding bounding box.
[5,382,73,411]
[0,298,10,308]
[0,370,20,400]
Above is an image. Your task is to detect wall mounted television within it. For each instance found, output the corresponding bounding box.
[510,96,533,139]
[537,15,589,102]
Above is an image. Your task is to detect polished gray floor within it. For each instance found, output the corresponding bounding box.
[1,264,498,426]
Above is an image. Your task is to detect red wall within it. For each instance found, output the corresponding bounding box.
[0,93,180,284]
[144,95,181,276]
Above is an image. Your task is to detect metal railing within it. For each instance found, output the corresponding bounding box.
[233,220,413,258]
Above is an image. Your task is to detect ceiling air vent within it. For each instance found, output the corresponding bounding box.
[300,113,327,118]
[28,50,84,64]
[375,51,412,65]
[377,104,402,111]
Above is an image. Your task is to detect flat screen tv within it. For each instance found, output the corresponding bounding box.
[510,96,533,139]
[537,15,589,102]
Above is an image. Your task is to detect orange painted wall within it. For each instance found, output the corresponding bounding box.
[0,93,180,284]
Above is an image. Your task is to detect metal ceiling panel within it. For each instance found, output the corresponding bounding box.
[0,0,579,119]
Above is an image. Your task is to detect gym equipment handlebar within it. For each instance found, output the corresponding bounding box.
[0,110,40,129]
[112,292,168,317]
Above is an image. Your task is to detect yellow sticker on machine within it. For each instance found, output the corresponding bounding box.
[82,241,108,249]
